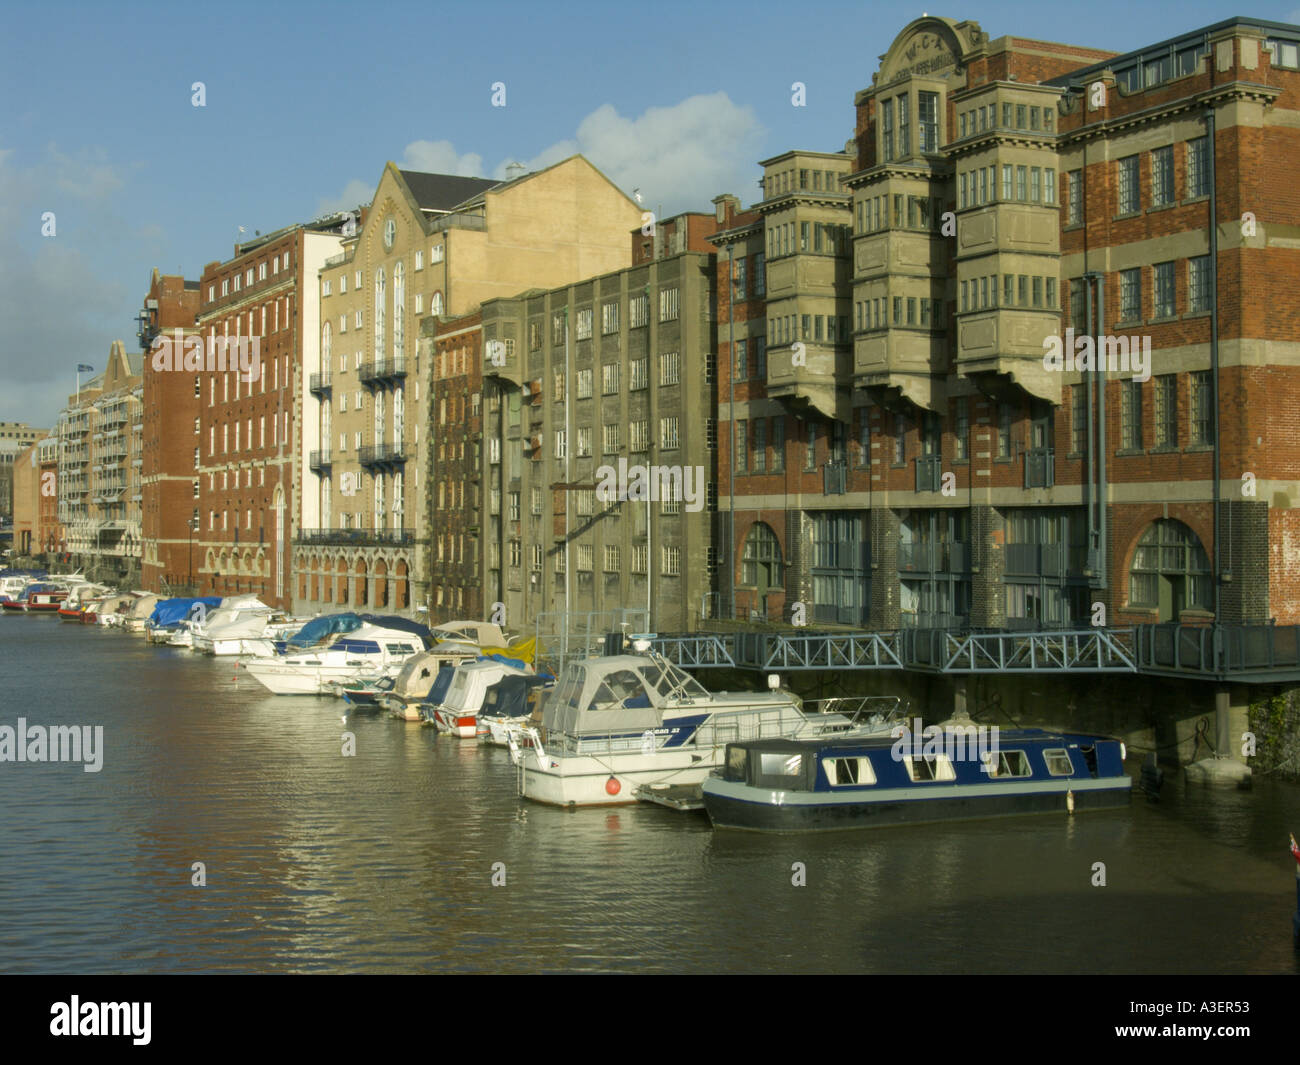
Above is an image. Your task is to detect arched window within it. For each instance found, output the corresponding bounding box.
[742,523,782,594]
[393,386,404,442]
[321,321,331,369]
[374,266,386,362]
[1129,519,1212,621]
[430,290,443,317]
[393,261,405,361]
[375,389,385,447]
[374,472,385,530]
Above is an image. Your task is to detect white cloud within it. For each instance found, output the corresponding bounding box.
[318,92,765,221]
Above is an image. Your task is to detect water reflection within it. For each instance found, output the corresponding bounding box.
[0,622,1297,973]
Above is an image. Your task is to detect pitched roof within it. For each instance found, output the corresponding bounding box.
[398,170,499,212]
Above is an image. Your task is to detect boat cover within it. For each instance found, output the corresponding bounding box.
[287,613,363,647]
[541,655,709,736]
[481,673,553,719]
[358,614,434,648]
[149,597,223,628]
[476,652,528,672]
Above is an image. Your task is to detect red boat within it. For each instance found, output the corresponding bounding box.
[5,583,70,612]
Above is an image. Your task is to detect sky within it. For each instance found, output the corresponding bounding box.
[1,0,1295,427]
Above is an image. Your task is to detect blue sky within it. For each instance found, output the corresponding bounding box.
[1,0,1293,426]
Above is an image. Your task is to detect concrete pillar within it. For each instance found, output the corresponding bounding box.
[1185,683,1252,788]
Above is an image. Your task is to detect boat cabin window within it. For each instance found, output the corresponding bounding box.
[385,643,416,656]
[591,670,650,710]
[1043,749,1075,776]
[982,750,1032,778]
[758,752,804,782]
[904,755,956,782]
[555,668,586,711]
[824,756,876,786]
[726,746,748,780]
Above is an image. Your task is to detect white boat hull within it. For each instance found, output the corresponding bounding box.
[522,746,722,807]
[241,661,370,695]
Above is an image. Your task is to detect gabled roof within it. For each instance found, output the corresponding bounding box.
[398,170,499,212]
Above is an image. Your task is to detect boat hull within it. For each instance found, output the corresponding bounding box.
[702,776,1133,832]
[240,662,365,695]
[522,747,725,807]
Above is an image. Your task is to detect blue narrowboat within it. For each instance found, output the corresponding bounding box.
[701,728,1132,832]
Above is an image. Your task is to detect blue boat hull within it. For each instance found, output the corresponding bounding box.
[703,778,1132,832]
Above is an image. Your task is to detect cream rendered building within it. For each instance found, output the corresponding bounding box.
[296,155,641,616]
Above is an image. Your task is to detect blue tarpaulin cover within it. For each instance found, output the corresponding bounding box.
[476,653,528,672]
[287,613,363,647]
[358,614,434,648]
[148,597,222,628]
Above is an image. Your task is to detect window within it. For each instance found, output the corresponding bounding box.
[1188,255,1212,313]
[659,416,679,450]
[661,546,681,577]
[825,757,877,786]
[659,351,679,385]
[983,750,1032,778]
[918,91,939,152]
[576,427,591,457]
[576,368,593,399]
[554,429,567,459]
[1121,378,1143,450]
[1120,268,1141,321]
[741,523,782,589]
[1154,261,1175,318]
[631,545,647,574]
[576,307,593,340]
[954,397,969,460]
[1190,371,1213,445]
[897,93,910,156]
[1071,384,1087,454]
[1186,136,1210,199]
[752,419,767,473]
[1030,167,1041,203]
[1128,518,1211,611]
[881,98,894,162]
[904,755,957,782]
[754,254,765,297]
[1154,374,1178,446]
[630,357,648,390]
[603,545,620,573]
[1044,750,1075,776]
[997,401,1012,459]
[657,287,679,322]
[629,293,649,329]
[1151,146,1174,207]
[1067,170,1082,224]
[601,301,619,334]
[601,363,620,394]
[603,422,621,453]
[552,312,568,346]
[1015,165,1027,202]
[735,420,747,472]
[630,419,648,453]
[893,413,906,464]
[1118,155,1139,214]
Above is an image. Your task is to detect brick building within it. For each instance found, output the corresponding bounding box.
[138,270,202,593]
[11,437,57,558]
[714,14,1300,631]
[192,219,346,609]
[0,423,49,521]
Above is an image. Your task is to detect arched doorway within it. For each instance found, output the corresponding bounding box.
[394,559,409,609]
[1128,519,1212,622]
[336,557,349,605]
[741,522,783,613]
[354,558,368,607]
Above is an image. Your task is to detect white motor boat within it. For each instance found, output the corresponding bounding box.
[376,641,485,721]
[122,593,160,634]
[517,647,903,808]
[191,595,301,656]
[478,673,553,747]
[423,657,533,737]
[239,616,429,696]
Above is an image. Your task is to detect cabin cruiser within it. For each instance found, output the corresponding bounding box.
[57,582,113,621]
[121,593,160,633]
[376,640,487,721]
[701,729,1133,832]
[190,595,298,655]
[516,644,902,807]
[423,656,534,737]
[145,597,222,644]
[0,572,43,605]
[238,613,431,695]
[480,673,554,747]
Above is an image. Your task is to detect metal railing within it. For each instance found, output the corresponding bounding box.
[308,450,331,471]
[1024,447,1055,489]
[358,358,407,385]
[823,459,847,495]
[309,373,332,395]
[294,527,415,546]
[357,443,407,466]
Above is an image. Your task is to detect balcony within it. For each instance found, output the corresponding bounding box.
[309,450,332,472]
[822,460,846,496]
[1023,447,1055,489]
[1004,542,1088,577]
[309,373,332,396]
[295,527,416,546]
[358,358,406,388]
[357,442,407,469]
[898,541,971,573]
[915,454,941,492]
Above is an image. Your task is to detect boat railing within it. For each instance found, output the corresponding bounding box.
[801,695,906,733]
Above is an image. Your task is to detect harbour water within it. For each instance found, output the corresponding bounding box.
[2,618,1298,974]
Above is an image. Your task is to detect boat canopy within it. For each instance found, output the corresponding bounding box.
[287,613,364,647]
[439,659,530,714]
[357,614,433,648]
[542,655,710,737]
[126,594,160,619]
[430,620,506,647]
[481,673,552,720]
[199,596,273,638]
[149,597,223,628]
[477,652,528,672]
[389,646,475,699]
